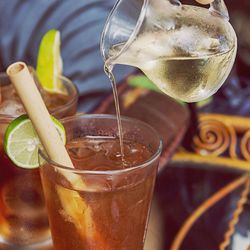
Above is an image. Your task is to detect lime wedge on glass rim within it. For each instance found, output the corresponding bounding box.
[36,29,65,94]
[4,114,66,169]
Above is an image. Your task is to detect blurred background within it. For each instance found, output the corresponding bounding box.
[0,0,249,250]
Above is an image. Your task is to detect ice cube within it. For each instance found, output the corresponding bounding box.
[197,37,221,54]
[1,83,19,102]
[171,26,202,55]
[0,100,25,116]
[172,26,221,56]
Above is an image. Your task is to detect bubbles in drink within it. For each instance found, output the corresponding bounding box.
[66,137,152,171]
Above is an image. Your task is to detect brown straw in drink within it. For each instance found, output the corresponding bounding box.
[7,62,108,248]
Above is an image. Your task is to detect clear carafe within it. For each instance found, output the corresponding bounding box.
[101,0,237,102]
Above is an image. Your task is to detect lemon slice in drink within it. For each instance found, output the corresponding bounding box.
[36,29,64,94]
[4,114,66,169]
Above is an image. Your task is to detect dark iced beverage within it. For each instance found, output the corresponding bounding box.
[0,70,78,249]
[39,114,162,250]
[0,68,78,119]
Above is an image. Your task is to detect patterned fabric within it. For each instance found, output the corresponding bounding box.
[0,0,135,112]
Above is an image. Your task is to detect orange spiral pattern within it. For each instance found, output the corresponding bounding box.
[171,114,250,250]
[240,130,250,161]
[219,177,250,250]
[193,119,237,157]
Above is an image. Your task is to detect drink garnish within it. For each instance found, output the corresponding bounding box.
[4,114,66,169]
[36,29,65,94]
[7,62,108,247]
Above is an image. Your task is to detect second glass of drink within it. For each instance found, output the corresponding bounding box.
[0,71,78,249]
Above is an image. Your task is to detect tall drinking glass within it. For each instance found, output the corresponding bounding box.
[0,71,78,249]
[39,114,162,250]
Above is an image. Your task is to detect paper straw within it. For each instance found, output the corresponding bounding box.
[7,62,73,168]
[6,62,107,248]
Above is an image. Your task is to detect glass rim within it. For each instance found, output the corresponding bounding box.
[0,73,79,119]
[49,74,79,114]
[100,0,149,61]
[39,113,163,175]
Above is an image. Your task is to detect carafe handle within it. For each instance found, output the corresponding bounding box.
[209,0,229,20]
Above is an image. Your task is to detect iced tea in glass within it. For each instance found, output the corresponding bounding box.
[0,70,78,249]
[0,68,78,119]
[39,114,162,250]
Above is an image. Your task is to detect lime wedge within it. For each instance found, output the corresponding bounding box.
[36,29,64,94]
[4,114,66,169]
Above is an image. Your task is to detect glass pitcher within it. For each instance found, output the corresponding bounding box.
[101,0,237,102]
